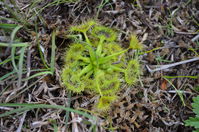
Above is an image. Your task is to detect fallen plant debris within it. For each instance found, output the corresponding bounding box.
[146,57,199,73]
[0,0,199,131]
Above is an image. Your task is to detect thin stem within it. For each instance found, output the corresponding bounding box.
[0,103,96,121]
[17,47,26,88]
[0,42,29,47]
[50,30,56,74]
[83,32,91,45]
[11,47,18,72]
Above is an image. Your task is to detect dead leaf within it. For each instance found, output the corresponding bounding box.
[160,79,167,90]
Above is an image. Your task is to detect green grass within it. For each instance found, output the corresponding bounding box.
[64,91,72,127]
[49,119,58,132]
[0,103,97,122]
[0,103,98,130]
[1,0,29,26]
[0,23,18,29]
[0,25,57,102]
[155,56,173,63]
[0,25,28,89]
[194,86,199,92]
[163,75,198,79]
[0,20,98,130]
[0,0,103,131]
[0,42,29,47]
[1,0,78,28]
[0,0,198,131]
[163,77,186,106]
[96,0,110,18]
[50,30,56,74]
[0,56,19,65]
[29,0,78,21]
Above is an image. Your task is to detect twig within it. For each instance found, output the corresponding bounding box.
[168,90,192,94]
[16,111,27,132]
[135,0,143,11]
[16,94,31,132]
[0,106,14,110]
[191,34,199,42]
[104,9,125,14]
[146,57,199,73]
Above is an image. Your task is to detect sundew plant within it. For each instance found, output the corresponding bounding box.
[61,20,142,111]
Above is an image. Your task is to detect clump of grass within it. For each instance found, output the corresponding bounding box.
[0,103,96,121]
[62,20,142,111]
[0,25,56,101]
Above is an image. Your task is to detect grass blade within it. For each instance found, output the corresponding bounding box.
[17,47,26,87]
[0,56,19,65]
[163,77,186,106]
[0,71,16,81]
[11,25,23,42]
[0,23,18,29]
[0,107,32,118]
[65,91,71,125]
[0,42,29,47]
[163,75,198,79]
[22,71,53,81]
[11,47,18,72]
[50,30,56,74]
[0,103,96,121]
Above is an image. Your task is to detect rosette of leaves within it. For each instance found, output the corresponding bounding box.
[62,20,142,111]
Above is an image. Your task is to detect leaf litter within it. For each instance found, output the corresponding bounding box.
[0,0,198,131]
